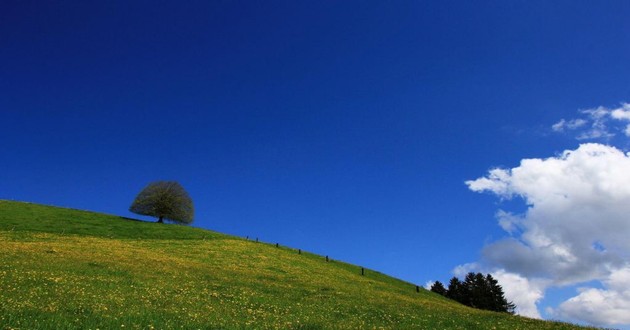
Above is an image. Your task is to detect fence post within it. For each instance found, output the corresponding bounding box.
[256,237,259,243]
[275,243,279,248]
[416,285,420,293]
[298,249,301,255]
[326,256,329,262]
[361,267,365,276]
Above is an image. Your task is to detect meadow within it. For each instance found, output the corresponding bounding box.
[0,200,592,329]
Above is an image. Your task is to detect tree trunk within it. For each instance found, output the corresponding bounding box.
[157,216,163,223]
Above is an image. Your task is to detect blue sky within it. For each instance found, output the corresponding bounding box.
[2,1,630,327]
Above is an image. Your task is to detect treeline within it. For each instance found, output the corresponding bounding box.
[430,272,515,314]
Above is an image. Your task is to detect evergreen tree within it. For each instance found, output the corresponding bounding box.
[430,281,447,296]
[486,274,516,314]
[435,273,516,314]
[446,277,464,303]
[462,272,481,308]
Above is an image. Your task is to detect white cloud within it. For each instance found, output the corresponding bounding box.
[496,210,523,234]
[577,107,614,140]
[551,119,566,132]
[552,103,630,140]
[610,103,630,121]
[452,262,479,278]
[492,270,548,319]
[611,110,630,121]
[552,118,587,132]
[464,169,512,198]
[570,119,587,129]
[465,143,630,326]
[554,265,630,326]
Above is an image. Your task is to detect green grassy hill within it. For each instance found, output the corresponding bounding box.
[0,200,589,329]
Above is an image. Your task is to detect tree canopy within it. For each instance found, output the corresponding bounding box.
[429,281,447,296]
[432,272,515,314]
[129,181,194,224]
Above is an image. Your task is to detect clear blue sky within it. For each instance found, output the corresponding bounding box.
[2,1,630,327]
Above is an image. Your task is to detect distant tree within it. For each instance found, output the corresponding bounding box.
[463,272,491,310]
[446,277,464,303]
[486,274,515,314]
[435,273,516,314]
[430,281,447,296]
[462,272,477,307]
[129,181,194,224]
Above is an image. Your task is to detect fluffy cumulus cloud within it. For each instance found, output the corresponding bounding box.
[492,270,548,319]
[464,143,630,327]
[552,103,630,139]
[553,266,630,325]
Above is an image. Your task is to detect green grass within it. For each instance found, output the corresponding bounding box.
[0,200,592,329]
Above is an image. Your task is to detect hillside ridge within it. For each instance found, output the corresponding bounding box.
[0,200,590,329]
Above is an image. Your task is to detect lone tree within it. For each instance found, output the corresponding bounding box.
[129,181,194,224]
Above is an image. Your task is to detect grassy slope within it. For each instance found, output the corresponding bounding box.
[0,200,589,329]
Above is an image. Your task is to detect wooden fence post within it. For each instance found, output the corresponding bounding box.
[361,267,365,276]
[416,285,420,293]
[326,256,329,262]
